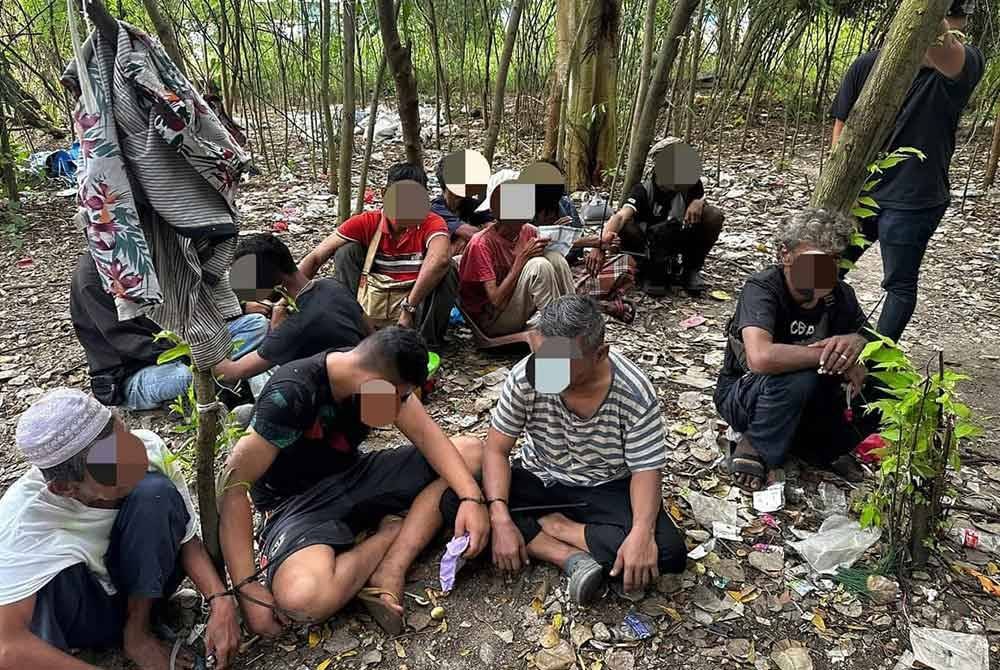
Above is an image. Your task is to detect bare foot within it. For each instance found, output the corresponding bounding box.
[731,437,769,492]
[124,630,195,670]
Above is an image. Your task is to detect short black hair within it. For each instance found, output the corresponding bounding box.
[535,182,566,217]
[234,234,298,290]
[387,162,428,189]
[356,327,428,388]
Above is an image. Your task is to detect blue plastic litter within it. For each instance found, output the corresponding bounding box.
[449,306,464,326]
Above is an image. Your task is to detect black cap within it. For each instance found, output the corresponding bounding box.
[949,0,976,16]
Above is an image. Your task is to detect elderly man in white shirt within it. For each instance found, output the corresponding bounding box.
[0,389,240,670]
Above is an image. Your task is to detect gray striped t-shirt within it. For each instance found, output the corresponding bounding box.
[491,351,667,487]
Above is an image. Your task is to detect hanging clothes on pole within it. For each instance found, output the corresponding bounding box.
[61,18,250,370]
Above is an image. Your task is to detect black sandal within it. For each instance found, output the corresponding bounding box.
[728,439,768,492]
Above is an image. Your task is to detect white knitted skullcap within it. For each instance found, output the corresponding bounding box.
[15,388,113,469]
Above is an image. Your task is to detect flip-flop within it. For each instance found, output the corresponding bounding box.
[728,437,768,492]
[357,587,404,636]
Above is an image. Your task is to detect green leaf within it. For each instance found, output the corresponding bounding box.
[859,504,876,528]
[876,156,909,169]
[954,422,982,439]
[157,343,191,365]
[895,147,926,160]
[851,206,877,219]
[862,179,881,192]
[857,196,880,209]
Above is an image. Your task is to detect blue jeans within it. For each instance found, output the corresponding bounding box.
[842,204,948,342]
[122,313,268,410]
[30,473,189,651]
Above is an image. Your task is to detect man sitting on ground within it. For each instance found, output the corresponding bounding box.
[70,253,268,410]
[430,150,494,257]
[714,208,880,492]
[458,171,574,337]
[299,163,456,350]
[215,233,369,391]
[443,296,686,603]
[590,138,723,295]
[0,389,240,670]
[219,328,489,638]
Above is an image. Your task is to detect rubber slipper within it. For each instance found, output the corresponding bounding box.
[730,453,768,492]
[357,587,404,636]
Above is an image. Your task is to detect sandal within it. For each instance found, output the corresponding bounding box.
[357,587,404,636]
[729,438,768,492]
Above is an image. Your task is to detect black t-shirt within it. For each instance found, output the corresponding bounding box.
[829,45,984,210]
[719,267,869,381]
[622,180,705,253]
[249,350,370,511]
[257,278,366,366]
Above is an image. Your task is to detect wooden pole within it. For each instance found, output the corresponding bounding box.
[192,368,223,571]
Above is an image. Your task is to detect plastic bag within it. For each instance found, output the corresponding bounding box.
[910,626,989,670]
[789,515,881,574]
[439,533,470,592]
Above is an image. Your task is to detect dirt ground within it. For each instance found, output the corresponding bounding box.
[1,118,998,670]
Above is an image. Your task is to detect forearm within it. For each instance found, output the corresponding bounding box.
[831,120,844,148]
[0,632,98,670]
[628,469,661,534]
[219,490,260,586]
[181,537,228,597]
[298,252,322,280]
[456,223,480,241]
[749,343,823,375]
[574,235,601,249]
[490,263,524,311]
[421,439,482,501]
[408,260,449,306]
[604,211,628,238]
[483,444,514,523]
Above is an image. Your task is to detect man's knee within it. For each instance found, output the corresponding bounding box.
[763,369,821,400]
[451,435,484,474]
[701,206,724,240]
[273,548,340,620]
[655,527,687,575]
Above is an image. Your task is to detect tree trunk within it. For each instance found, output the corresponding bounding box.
[541,0,571,160]
[684,0,705,142]
[356,57,388,214]
[0,99,17,202]
[339,0,356,221]
[425,0,451,125]
[483,0,525,163]
[192,369,222,572]
[621,0,700,199]
[811,0,952,213]
[320,0,337,192]
[628,0,657,151]
[140,0,188,77]
[983,110,1000,189]
[378,0,423,165]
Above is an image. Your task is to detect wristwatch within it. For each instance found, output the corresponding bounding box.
[400,298,418,314]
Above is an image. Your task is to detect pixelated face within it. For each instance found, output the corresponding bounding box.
[67,418,149,505]
[526,336,589,394]
[653,142,702,191]
[231,254,277,302]
[359,378,414,427]
[442,149,490,203]
[491,181,535,225]
[384,180,430,229]
[518,162,565,226]
[784,246,838,300]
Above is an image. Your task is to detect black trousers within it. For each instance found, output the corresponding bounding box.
[442,467,686,575]
[620,204,724,282]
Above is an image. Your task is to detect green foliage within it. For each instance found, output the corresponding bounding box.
[0,199,29,250]
[841,147,926,271]
[857,334,980,535]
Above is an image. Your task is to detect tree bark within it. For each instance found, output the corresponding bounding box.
[192,369,222,572]
[378,0,423,165]
[811,0,952,213]
[320,0,337,192]
[541,0,571,160]
[483,0,525,163]
[356,57,389,213]
[628,0,657,151]
[983,110,1000,189]
[140,0,187,77]
[621,0,700,199]
[0,98,17,202]
[339,0,356,220]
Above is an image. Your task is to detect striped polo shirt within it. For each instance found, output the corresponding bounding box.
[491,350,667,487]
[336,210,449,282]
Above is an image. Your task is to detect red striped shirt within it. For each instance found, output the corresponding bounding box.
[336,211,449,282]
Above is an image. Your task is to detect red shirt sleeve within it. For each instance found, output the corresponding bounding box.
[420,213,450,248]
[460,235,497,284]
[336,211,379,245]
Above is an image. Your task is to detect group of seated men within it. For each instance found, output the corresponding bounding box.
[0,148,879,669]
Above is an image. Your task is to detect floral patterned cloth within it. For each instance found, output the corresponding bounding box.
[63,22,250,369]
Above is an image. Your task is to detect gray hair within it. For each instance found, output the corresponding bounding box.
[537,295,605,352]
[39,415,114,483]
[776,208,856,257]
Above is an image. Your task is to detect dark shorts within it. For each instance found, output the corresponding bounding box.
[258,445,437,583]
[441,466,687,575]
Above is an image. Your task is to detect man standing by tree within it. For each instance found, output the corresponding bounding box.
[830,0,984,342]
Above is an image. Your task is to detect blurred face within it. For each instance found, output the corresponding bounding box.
[653,142,702,192]
[384,180,430,229]
[358,378,415,427]
[50,417,149,507]
[781,244,839,304]
[527,336,607,393]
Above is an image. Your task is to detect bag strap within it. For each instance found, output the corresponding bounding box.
[361,221,384,277]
